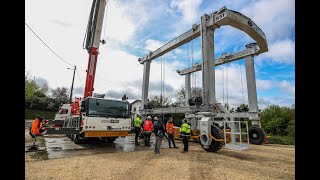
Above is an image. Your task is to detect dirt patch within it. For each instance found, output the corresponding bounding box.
[25,138,295,180]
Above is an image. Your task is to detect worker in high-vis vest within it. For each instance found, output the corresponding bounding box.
[143,116,154,146]
[29,115,47,147]
[179,119,191,153]
[134,115,142,145]
[166,117,178,149]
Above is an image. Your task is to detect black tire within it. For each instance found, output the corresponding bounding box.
[248,126,265,145]
[70,134,74,141]
[106,137,117,143]
[204,125,224,152]
[73,134,82,144]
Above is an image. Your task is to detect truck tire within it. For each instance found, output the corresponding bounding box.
[73,135,82,144]
[204,125,224,152]
[248,126,265,145]
[70,134,74,141]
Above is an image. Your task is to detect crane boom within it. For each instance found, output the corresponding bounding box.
[83,0,107,98]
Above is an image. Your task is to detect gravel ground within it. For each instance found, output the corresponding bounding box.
[25,140,294,180]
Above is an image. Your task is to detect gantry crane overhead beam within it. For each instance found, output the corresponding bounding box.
[176,43,259,75]
[138,6,267,64]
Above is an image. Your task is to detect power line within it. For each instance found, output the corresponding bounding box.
[76,66,142,92]
[76,69,84,88]
[25,22,74,67]
[96,75,142,92]
[26,21,141,93]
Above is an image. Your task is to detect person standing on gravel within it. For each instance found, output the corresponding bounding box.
[166,117,178,149]
[154,117,167,155]
[134,115,142,145]
[142,116,154,146]
[180,119,191,153]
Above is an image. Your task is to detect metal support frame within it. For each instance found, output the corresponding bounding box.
[176,44,259,75]
[223,121,250,150]
[244,45,260,125]
[201,14,216,108]
[138,6,267,115]
[138,6,268,150]
[141,60,151,111]
[185,74,191,106]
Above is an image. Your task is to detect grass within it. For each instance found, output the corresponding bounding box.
[25,108,56,119]
[267,135,295,145]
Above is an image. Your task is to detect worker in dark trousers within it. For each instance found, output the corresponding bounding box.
[29,115,46,149]
[166,117,178,148]
[134,115,142,145]
[179,119,191,153]
[143,116,154,146]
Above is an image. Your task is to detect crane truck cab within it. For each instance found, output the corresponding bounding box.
[64,97,131,144]
[53,103,72,127]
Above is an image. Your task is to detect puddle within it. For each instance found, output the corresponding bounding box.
[44,135,170,159]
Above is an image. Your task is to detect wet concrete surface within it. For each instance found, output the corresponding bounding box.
[25,119,171,160]
[44,135,170,159]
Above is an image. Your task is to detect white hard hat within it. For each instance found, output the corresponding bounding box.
[154,117,158,121]
[147,116,151,119]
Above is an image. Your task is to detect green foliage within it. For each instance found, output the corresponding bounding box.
[260,105,295,137]
[175,86,202,106]
[268,135,295,145]
[25,108,56,119]
[148,95,171,108]
[25,70,70,112]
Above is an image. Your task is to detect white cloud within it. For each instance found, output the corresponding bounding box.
[258,39,295,64]
[104,1,137,43]
[256,80,273,90]
[279,80,295,96]
[26,0,295,109]
[241,0,295,42]
[145,39,164,52]
[170,0,203,24]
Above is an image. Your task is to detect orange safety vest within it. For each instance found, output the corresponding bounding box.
[31,118,43,135]
[166,122,174,134]
[143,120,154,132]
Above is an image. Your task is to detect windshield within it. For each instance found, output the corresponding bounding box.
[87,98,129,118]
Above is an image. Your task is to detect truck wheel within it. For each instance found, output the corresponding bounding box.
[70,134,74,141]
[73,135,82,144]
[249,126,265,145]
[204,125,224,152]
[106,137,117,143]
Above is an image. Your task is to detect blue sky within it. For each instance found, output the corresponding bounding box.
[25,0,295,109]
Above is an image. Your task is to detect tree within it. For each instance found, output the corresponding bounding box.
[122,94,128,100]
[51,87,69,110]
[25,71,48,108]
[148,95,171,108]
[260,105,295,136]
[236,104,249,112]
[175,86,203,106]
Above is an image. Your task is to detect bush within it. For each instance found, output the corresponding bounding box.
[25,108,56,119]
[268,135,295,145]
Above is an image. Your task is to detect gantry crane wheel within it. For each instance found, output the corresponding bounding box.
[248,126,265,145]
[204,124,224,152]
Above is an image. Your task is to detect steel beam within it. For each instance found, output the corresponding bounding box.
[141,60,151,109]
[185,74,191,106]
[138,6,267,64]
[177,44,258,75]
[201,14,216,107]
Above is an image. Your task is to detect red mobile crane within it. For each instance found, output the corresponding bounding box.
[49,0,131,144]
